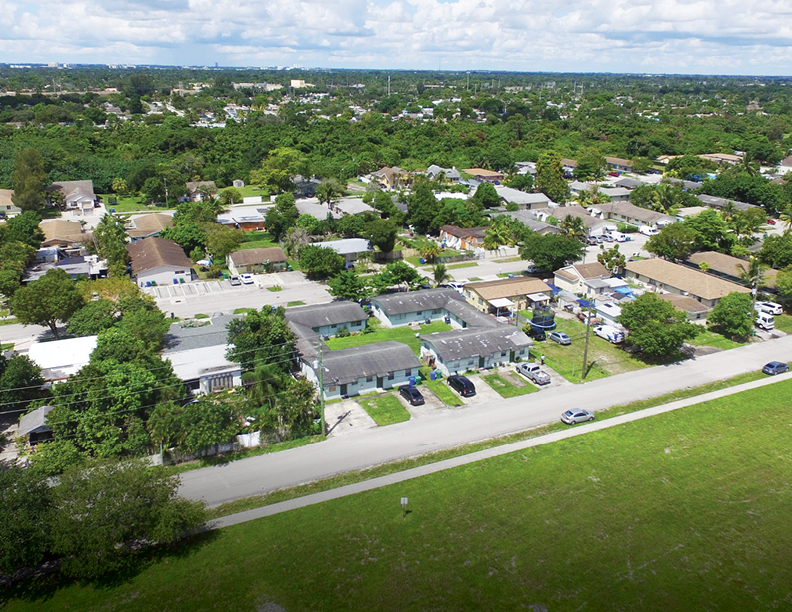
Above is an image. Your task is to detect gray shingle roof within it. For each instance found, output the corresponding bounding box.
[371,288,464,316]
[421,327,531,361]
[321,342,421,385]
[285,302,367,330]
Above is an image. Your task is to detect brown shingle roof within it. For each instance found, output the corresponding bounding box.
[466,277,552,301]
[126,237,192,275]
[440,225,488,238]
[572,262,610,280]
[463,168,503,177]
[605,156,633,167]
[686,251,777,288]
[228,247,287,266]
[39,220,88,244]
[127,213,174,238]
[658,293,711,314]
[625,258,749,301]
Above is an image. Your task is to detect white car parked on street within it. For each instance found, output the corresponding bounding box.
[639,225,659,236]
[755,301,783,316]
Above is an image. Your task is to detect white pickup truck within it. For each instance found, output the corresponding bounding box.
[515,362,551,386]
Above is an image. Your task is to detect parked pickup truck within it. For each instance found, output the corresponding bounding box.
[515,362,551,386]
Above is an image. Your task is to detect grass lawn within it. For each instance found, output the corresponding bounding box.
[325,320,452,356]
[423,378,461,406]
[773,313,792,333]
[405,255,423,267]
[266,286,282,292]
[481,372,537,398]
[532,317,649,383]
[688,329,749,351]
[100,194,157,213]
[358,393,411,426]
[13,378,792,611]
[238,231,279,250]
[1,342,13,350]
[0,317,19,326]
[494,256,522,263]
[233,308,255,315]
[446,261,478,270]
[287,300,305,307]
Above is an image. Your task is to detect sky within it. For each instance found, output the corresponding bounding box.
[1,0,792,75]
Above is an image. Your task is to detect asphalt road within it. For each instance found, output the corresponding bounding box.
[179,333,792,506]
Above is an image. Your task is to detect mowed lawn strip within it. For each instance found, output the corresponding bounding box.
[358,393,411,426]
[482,372,537,397]
[324,320,452,355]
[688,329,749,350]
[12,378,792,611]
[530,316,649,383]
[422,379,460,406]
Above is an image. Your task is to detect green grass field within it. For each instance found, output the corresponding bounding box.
[688,329,749,351]
[10,378,792,611]
[481,372,537,397]
[446,261,478,270]
[532,317,649,383]
[359,393,411,425]
[325,320,452,355]
[422,378,460,405]
[772,313,792,334]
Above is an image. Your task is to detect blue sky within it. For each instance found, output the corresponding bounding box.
[1,0,791,75]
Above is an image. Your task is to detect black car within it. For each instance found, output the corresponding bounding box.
[527,326,546,341]
[762,361,789,376]
[399,385,425,406]
[447,375,476,397]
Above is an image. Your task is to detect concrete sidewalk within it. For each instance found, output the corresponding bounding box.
[210,370,789,529]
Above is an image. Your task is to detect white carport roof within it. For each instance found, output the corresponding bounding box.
[527,292,550,302]
[489,298,513,308]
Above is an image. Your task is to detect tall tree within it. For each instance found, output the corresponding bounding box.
[617,293,700,360]
[408,183,439,234]
[298,245,346,279]
[519,232,585,271]
[264,192,299,242]
[559,215,587,242]
[327,269,372,301]
[10,268,84,339]
[707,292,754,338]
[226,306,295,373]
[736,255,768,303]
[432,263,452,287]
[0,467,52,575]
[534,152,569,204]
[645,223,697,262]
[250,147,310,193]
[11,148,46,211]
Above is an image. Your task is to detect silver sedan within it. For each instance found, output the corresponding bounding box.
[561,409,595,425]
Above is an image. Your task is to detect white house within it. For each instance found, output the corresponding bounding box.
[166,345,242,396]
[310,238,371,265]
[27,335,97,382]
[420,327,532,377]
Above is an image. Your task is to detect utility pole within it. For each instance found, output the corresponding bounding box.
[387,75,390,97]
[581,306,592,381]
[163,176,168,208]
[467,72,470,92]
[317,345,326,438]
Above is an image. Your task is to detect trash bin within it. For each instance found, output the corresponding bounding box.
[419,258,426,264]
[430,370,437,381]
[409,376,416,386]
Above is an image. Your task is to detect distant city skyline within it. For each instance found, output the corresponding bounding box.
[2,0,791,76]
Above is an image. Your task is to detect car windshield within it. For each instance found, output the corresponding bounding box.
[563,410,574,416]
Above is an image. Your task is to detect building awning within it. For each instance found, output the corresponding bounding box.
[527,292,550,302]
[545,283,561,296]
[489,298,513,308]
[577,299,592,307]
[614,286,634,295]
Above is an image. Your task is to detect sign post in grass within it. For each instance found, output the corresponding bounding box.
[401,497,408,519]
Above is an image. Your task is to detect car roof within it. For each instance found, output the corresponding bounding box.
[768,361,785,366]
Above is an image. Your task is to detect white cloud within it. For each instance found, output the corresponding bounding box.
[0,0,790,73]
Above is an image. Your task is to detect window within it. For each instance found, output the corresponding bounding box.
[468,358,475,366]
[366,375,373,382]
[388,372,395,380]
[174,270,185,274]
[501,351,507,357]
[405,369,412,376]
[432,309,441,315]
[416,311,422,316]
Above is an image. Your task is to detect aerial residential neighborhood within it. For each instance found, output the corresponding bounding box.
[3,63,792,610]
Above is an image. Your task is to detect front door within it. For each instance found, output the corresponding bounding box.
[340,384,348,397]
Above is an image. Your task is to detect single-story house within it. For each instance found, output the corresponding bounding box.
[18,405,55,445]
[560,159,578,176]
[425,164,461,183]
[310,238,370,265]
[695,194,759,213]
[624,258,750,307]
[370,288,498,330]
[217,208,270,230]
[554,262,611,296]
[127,213,174,241]
[286,302,368,338]
[296,201,340,220]
[686,251,777,289]
[583,276,630,299]
[27,335,97,382]
[420,327,532,377]
[126,237,193,288]
[50,180,97,215]
[491,211,558,235]
[594,300,623,326]
[439,225,488,250]
[330,198,376,216]
[186,181,217,201]
[301,341,421,400]
[166,344,242,395]
[699,153,741,166]
[494,186,552,210]
[568,181,593,196]
[162,314,237,353]
[23,254,107,283]
[666,178,703,191]
[605,157,633,172]
[588,202,675,228]
[0,188,21,218]
[39,220,91,254]
[463,168,504,183]
[227,247,288,276]
[613,177,645,190]
[676,206,710,221]
[534,205,610,235]
[597,187,631,203]
[464,277,553,314]
[657,293,712,322]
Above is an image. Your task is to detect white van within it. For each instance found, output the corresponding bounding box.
[756,312,775,331]
[593,325,625,344]
[639,226,659,236]
[610,232,628,242]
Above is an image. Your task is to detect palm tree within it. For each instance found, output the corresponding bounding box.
[779,204,792,234]
[649,183,681,214]
[432,263,452,287]
[559,215,587,242]
[246,363,288,411]
[720,200,737,224]
[421,243,440,263]
[737,255,768,304]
